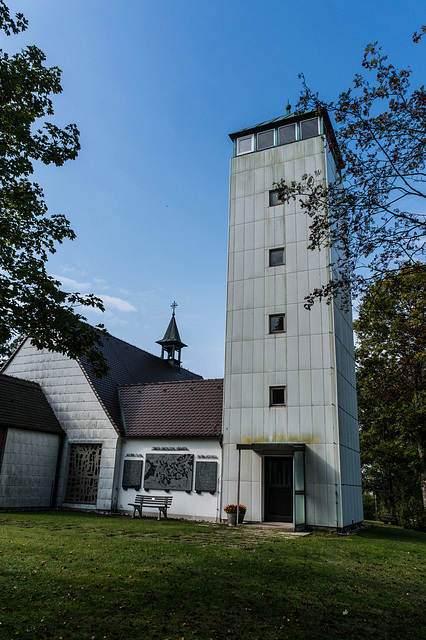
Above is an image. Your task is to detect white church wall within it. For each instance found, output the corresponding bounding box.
[0,429,60,508]
[3,340,119,511]
[117,438,222,521]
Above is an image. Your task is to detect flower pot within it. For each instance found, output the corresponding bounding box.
[226,512,245,525]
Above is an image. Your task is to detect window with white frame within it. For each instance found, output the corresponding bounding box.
[236,134,254,155]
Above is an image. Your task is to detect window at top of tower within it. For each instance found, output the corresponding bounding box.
[300,118,319,139]
[257,129,275,151]
[236,134,254,155]
[278,123,297,145]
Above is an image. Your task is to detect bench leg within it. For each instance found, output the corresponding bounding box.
[132,506,142,518]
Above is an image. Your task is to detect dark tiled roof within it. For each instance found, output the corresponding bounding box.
[0,374,64,435]
[78,334,202,435]
[119,378,223,437]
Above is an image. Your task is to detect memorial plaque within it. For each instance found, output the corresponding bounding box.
[144,454,193,491]
[122,459,143,490]
[195,461,217,492]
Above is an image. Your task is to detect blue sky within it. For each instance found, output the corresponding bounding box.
[5,0,426,378]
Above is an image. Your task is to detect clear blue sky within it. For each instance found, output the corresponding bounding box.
[5,0,426,378]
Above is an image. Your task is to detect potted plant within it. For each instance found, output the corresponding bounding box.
[224,504,246,525]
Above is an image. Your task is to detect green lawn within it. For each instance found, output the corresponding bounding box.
[0,512,424,640]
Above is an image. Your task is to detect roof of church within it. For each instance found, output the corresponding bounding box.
[78,333,202,435]
[0,373,64,435]
[118,378,223,437]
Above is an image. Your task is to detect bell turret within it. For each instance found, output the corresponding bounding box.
[156,302,187,371]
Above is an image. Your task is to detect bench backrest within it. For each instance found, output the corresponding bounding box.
[134,495,173,506]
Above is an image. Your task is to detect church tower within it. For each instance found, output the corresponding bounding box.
[221,109,363,529]
[156,302,187,371]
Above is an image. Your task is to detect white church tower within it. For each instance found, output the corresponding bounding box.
[221,108,363,530]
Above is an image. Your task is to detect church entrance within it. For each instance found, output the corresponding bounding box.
[264,456,293,522]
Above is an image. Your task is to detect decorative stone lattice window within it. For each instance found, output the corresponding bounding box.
[65,444,102,504]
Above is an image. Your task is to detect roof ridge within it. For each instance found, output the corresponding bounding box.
[78,331,200,379]
[119,377,222,389]
[0,372,40,388]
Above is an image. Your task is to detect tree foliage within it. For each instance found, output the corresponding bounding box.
[0,1,107,376]
[276,32,426,308]
[355,262,426,528]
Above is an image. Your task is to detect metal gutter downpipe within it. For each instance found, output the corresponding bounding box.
[236,446,241,526]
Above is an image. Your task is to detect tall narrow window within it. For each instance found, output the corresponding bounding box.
[65,444,102,504]
[269,248,284,266]
[270,387,286,406]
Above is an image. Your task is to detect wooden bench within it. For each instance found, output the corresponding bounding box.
[128,495,173,520]
[380,513,397,525]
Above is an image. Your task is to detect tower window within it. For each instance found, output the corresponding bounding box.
[278,123,296,145]
[300,118,319,139]
[269,314,285,333]
[257,129,275,151]
[269,189,284,206]
[236,135,254,155]
[270,386,286,406]
[269,248,284,266]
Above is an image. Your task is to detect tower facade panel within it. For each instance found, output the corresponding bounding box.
[222,111,362,529]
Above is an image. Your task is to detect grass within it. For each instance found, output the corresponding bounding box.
[0,512,425,640]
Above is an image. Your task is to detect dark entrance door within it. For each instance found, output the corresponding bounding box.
[264,457,293,522]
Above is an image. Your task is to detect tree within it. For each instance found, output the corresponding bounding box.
[355,262,426,528]
[276,31,426,308]
[0,1,107,376]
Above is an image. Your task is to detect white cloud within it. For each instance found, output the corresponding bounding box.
[51,274,91,292]
[99,295,137,313]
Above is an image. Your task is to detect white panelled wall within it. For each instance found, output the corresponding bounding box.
[222,114,363,529]
[4,339,120,511]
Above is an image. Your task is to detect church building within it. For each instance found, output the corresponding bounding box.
[0,108,363,530]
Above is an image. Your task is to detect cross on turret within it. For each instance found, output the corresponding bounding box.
[156,302,187,371]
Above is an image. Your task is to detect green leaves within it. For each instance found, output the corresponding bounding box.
[355,264,426,528]
[0,2,107,376]
[279,33,426,308]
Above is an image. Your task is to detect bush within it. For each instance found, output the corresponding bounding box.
[362,493,376,520]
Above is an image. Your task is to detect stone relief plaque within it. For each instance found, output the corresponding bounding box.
[122,459,143,490]
[195,461,217,492]
[144,454,194,491]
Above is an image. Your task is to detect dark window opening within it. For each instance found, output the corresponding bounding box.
[269,189,284,206]
[269,314,285,333]
[270,387,286,406]
[269,248,284,266]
